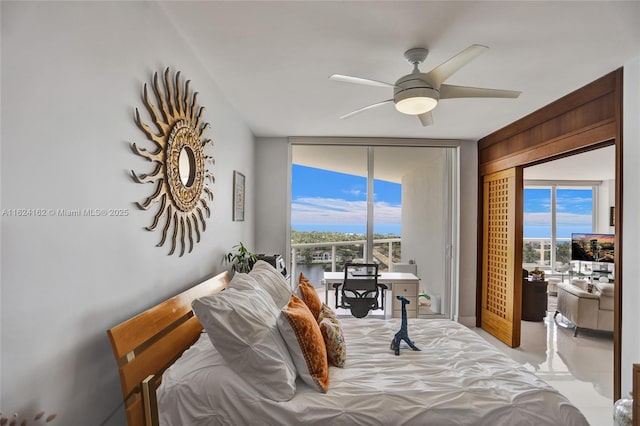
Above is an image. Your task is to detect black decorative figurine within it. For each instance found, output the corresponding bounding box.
[390,296,421,356]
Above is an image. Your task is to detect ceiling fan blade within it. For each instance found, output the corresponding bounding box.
[440,84,521,99]
[425,44,489,85]
[339,99,394,119]
[418,111,433,127]
[330,74,397,88]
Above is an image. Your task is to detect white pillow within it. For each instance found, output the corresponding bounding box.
[226,272,267,296]
[192,284,297,401]
[249,260,292,308]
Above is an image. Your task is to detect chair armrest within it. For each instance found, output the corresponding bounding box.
[378,283,388,290]
[332,282,342,289]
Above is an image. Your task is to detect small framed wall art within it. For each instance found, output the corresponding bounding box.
[609,206,615,227]
[233,171,245,221]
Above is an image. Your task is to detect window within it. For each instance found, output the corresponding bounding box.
[523,182,595,275]
[290,143,457,317]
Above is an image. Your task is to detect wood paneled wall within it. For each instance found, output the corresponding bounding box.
[476,68,623,398]
[478,70,619,174]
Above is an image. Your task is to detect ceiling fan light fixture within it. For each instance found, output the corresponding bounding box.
[395,96,438,115]
[394,86,439,115]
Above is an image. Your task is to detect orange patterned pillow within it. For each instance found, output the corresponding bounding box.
[277,294,329,393]
[298,273,322,319]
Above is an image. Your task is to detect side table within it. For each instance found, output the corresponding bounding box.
[522,278,548,321]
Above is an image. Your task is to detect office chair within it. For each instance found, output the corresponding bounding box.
[333,263,388,318]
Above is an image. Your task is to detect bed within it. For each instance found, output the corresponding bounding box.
[108,262,588,426]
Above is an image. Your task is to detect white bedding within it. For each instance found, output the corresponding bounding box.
[158,319,588,425]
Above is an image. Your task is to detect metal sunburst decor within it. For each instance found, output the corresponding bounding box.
[131,68,214,256]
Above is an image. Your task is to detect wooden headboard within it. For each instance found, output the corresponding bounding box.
[107,271,230,426]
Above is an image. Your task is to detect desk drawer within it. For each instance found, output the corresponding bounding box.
[392,295,417,311]
[393,282,418,297]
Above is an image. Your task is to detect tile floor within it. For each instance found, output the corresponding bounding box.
[473,312,613,426]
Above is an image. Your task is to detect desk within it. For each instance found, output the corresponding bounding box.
[323,272,419,318]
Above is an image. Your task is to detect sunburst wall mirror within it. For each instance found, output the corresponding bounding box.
[131,68,214,256]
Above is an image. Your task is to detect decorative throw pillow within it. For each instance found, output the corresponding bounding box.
[298,273,323,319]
[317,303,337,323]
[277,294,329,393]
[192,285,297,401]
[319,317,347,368]
[248,260,293,308]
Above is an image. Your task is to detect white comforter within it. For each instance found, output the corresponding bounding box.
[158,319,588,426]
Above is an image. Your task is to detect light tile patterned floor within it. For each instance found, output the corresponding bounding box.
[473,311,613,426]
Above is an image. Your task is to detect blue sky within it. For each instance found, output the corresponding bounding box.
[523,187,593,238]
[291,165,594,238]
[291,165,401,235]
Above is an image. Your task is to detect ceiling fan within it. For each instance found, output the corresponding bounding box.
[330,44,521,126]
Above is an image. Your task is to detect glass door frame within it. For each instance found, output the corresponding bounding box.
[288,137,460,319]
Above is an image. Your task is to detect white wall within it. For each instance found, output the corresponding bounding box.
[254,138,289,261]
[401,150,446,311]
[1,2,254,423]
[597,179,615,234]
[457,141,479,326]
[621,56,640,396]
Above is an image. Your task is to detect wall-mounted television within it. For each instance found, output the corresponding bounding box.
[571,233,615,263]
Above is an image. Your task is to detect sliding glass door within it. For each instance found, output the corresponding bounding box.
[290,142,457,318]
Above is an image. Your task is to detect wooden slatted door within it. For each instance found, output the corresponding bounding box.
[481,168,523,348]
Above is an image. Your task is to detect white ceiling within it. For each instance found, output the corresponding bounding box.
[524,145,616,181]
[159,1,640,141]
[292,144,449,183]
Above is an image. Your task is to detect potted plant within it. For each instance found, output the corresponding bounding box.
[225,242,258,273]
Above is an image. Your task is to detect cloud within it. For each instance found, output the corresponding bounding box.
[292,197,400,225]
[342,187,364,198]
[524,211,592,226]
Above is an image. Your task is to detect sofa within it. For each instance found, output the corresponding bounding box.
[554,278,614,336]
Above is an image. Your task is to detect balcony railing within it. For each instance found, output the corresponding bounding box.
[290,238,401,280]
[523,237,572,275]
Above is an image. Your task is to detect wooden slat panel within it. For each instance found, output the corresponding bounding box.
[481,168,521,348]
[481,310,513,345]
[108,272,229,359]
[119,316,203,397]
